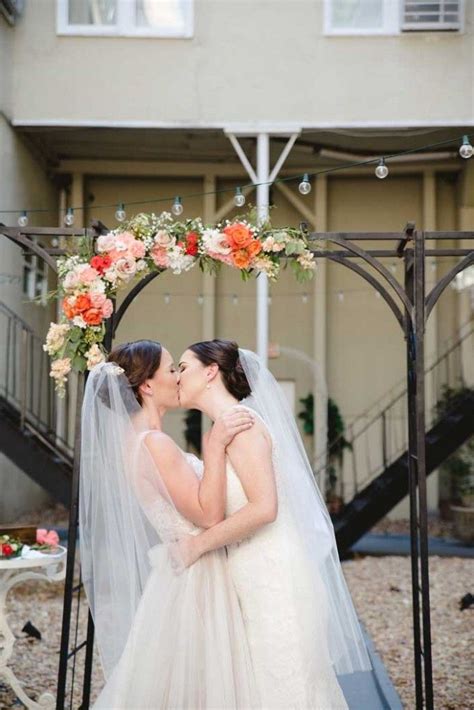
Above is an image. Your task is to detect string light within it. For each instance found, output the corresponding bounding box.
[298,174,311,195]
[115,203,126,222]
[234,187,246,208]
[232,294,239,306]
[459,135,473,159]
[390,262,397,274]
[18,211,28,227]
[375,290,381,299]
[302,292,308,304]
[197,294,204,306]
[64,208,75,226]
[172,196,183,216]
[337,291,344,302]
[375,158,389,179]
[164,293,171,304]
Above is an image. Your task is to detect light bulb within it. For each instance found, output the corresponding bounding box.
[298,174,311,195]
[234,187,246,208]
[64,208,75,226]
[459,135,473,159]
[302,293,308,304]
[51,238,59,247]
[232,294,239,306]
[390,262,397,274]
[375,159,389,179]
[115,203,126,222]
[18,211,28,227]
[337,291,344,302]
[375,290,381,299]
[164,293,171,305]
[197,294,204,306]
[172,197,183,217]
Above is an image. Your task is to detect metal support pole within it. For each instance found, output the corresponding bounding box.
[256,133,270,364]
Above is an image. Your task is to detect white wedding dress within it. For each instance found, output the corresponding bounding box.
[224,418,349,710]
[93,452,260,710]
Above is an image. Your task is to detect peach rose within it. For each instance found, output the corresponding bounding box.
[223,223,254,250]
[232,249,252,269]
[247,240,262,258]
[101,299,114,318]
[83,308,103,326]
[75,294,92,313]
[90,293,106,309]
[62,297,75,320]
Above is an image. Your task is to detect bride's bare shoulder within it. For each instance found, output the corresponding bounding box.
[143,431,182,463]
[227,415,272,453]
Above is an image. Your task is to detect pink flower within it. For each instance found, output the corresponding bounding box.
[151,245,170,268]
[36,529,60,546]
[115,257,137,280]
[63,271,80,290]
[101,298,114,318]
[77,265,100,284]
[130,240,146,258]
[97,234,116,253]
[90,292,106,309]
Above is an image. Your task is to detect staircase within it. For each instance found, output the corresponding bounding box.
[0,302,73,505]
[317,322,474,554]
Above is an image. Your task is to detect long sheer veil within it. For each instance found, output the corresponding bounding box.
[239,348,372,675]
[79,362,180,679]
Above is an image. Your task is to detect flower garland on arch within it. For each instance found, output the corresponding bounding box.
[44,211,318,394]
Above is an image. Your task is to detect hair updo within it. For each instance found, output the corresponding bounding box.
[108,340,162,405]
[189,339,251,400]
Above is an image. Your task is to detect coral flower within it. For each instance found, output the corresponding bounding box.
[62,297,75,319]
[83,308,103,326]
[247,240,262,258]
[223,223,254,250]
[75,294,92,313]
[233,249,252,269]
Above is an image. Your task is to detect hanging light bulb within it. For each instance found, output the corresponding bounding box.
[459,135,473,159]
[197,294,204,306]
[172,196,183,217]
[302,292,308,304]
[18,211,28,227]
[51,238,59,247]
[375,159,389,179]
[375,290,381,299]
[337,290,344,302]
[64,208,75,226]
[164,293,171,305]
[234,187,246,208]
[298,174,311,195]
[390,262,397,274]
[232,294,239,306]
[115,202,126,222]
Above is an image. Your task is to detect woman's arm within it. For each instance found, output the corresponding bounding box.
[145,407,254,528]
[177,421,277,566]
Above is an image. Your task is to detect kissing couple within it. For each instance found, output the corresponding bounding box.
[80,338,371,709]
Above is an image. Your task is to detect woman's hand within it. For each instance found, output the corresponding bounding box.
[210,406,255,448]
[170,534,203,571]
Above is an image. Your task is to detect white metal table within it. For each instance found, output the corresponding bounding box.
[0,546,67,709]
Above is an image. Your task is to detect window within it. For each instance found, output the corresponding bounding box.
[22,237,48,305]
[324,0,463,35]
[57,0,194,38]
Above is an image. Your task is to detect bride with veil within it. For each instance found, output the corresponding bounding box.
[80,337,371,709]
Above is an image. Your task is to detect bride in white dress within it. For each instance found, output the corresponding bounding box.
[79,340,261,708]
[177,340,372,709]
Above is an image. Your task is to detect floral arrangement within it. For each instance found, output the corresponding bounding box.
[44,211,317,394]
[0,529,60,559]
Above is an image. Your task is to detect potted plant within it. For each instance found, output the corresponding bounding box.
[298,394,352,513]
[434,385,474,544]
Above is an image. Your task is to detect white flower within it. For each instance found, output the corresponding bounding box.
[97,234,116,253]
[50,357,72,396]
[168,247,195,275]
[104,268,118,284]
[136,259,147,272]
[297,251,317,270]
[202,229,232,255]
[85,344,106,370]
[89,278,106,294]
[252,256,280,280]
[115,257,137,281]
[73,315,87,329]
[154,230,175,248]
[43,322,70,355]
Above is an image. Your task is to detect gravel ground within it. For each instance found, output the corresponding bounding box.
[2,506,471,708]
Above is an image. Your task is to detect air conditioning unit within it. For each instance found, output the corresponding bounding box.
[402,0,462,31]
[0,0,25,25]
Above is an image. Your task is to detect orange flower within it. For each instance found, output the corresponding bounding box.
[232,249,252,269]
[83,308,103,326]
[62,297,75,319]
[223,223,254,250]
[75,294,92,313]
[247,240,262,258]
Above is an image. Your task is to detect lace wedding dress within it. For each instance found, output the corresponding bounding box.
[225,417,349,710]
[93,452,260,709]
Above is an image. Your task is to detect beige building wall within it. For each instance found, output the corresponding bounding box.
[8,0,473,126]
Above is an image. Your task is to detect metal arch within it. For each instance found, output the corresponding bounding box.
[425,251,474,320]
[112,271,163,338]
[309,232,414,317]
[1,228,59,271]
[327,253,405,332]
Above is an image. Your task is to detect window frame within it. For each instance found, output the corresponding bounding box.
[57,0,194,39]
[22,237,48,306]
[323,0,464,36]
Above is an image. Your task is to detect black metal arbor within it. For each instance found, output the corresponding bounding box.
[2,222,474,710]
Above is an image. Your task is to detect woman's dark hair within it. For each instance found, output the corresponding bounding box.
[189,339,251,400]
[108,340,162,405]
